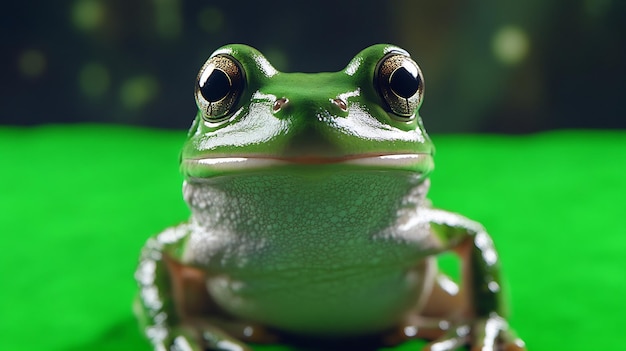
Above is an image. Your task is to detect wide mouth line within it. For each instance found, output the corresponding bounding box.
[184,153,432,165]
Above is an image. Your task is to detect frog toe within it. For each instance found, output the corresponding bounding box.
[421,314,525,351]
[188,326,252,351]
[468,315,526,351]
[422,324,469,351]
[153,326,204,351]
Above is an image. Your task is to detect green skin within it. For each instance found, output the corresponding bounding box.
[135,44,525,351]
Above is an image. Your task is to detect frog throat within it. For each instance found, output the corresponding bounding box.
[182,172,431,237]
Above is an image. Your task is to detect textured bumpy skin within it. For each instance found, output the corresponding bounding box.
[182,173,435,335]
[135,44,525,351]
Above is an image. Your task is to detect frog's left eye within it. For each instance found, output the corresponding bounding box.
[195,55,245,121]
[375,53,424,120]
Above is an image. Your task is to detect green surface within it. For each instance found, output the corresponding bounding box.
[0,125,624,351]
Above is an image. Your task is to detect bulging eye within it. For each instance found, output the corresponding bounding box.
[195,54,245,121]
[375,53,424,119]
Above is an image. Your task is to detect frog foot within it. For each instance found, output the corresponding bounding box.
[423,314,526,351]
[151,320,278,351]
[192,317,279,351]
[146,325,206,351]
[195,325,253,351]
[383,316,451,345]
[152,324,251,351]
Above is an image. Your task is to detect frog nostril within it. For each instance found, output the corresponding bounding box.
[332,98,347,111]
[273,97,289,112]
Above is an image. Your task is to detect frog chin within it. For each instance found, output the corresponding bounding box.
[181,153,434,180]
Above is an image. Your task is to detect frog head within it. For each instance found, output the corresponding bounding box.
[180,44,434,180]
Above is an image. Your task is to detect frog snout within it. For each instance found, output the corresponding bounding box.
[269,97,349,156]
[271,95,349,119]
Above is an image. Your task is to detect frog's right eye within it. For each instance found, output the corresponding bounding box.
[195,55,245,121]
[375,53,424,120]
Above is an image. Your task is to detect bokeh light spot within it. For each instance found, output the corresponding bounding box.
[79,62,110,98]
[18,49,47,78]
[154,0,181,39]
[72,0,104,31]
[198,7,223,34]
[492,25,530,66]
[120,76,159,110]
[584,0,612,18]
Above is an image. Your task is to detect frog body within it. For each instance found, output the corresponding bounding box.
[135,44,525,351]
[183,171,434,336]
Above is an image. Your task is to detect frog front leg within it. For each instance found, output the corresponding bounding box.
[134,224,275,351]
[409,208,526,351]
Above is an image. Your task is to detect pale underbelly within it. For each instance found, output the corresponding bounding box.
[206,258,436,336]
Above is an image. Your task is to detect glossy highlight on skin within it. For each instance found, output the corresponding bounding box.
[134,44,526,351]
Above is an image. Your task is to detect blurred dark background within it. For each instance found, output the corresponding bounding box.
[2,0,624,133]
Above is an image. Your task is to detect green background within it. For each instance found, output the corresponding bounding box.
[1,125,624,350]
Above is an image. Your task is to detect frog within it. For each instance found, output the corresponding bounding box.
[134,44,526,351]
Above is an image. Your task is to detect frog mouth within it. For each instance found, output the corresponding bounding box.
[182,153,433,177]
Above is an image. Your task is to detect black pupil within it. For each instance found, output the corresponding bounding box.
[389,66,420,98]
[199,68,231,102]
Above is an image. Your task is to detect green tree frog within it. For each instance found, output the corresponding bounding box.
[135,44,526,351]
